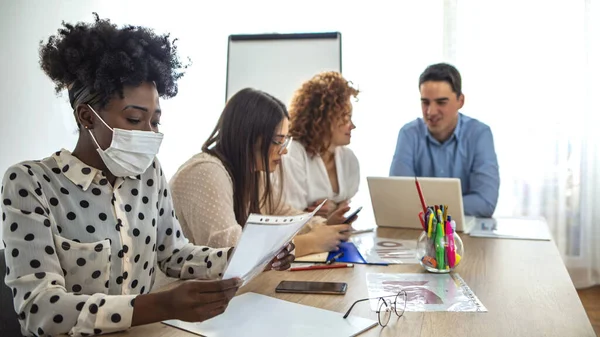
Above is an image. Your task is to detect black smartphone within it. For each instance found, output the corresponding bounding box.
[343,206,362,224]
[275,281,348,295]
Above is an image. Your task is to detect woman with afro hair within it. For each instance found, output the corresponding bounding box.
[283,71,361,219]
[1,14,293,337]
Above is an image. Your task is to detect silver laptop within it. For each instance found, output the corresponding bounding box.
[366,176,474,232]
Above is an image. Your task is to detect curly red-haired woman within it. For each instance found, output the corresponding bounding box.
[284,71,360,218]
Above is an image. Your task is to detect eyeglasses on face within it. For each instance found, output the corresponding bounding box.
[343,290,407,327]
[272,135,292,154]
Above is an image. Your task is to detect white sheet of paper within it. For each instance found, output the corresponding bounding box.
[163,292,377,337]
[222,200,325,285]
[462,216,477,233]
[365,273,487,312]
[351,235,419,264]
[468,217,552,241]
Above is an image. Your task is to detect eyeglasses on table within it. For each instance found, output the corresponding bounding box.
[343,290,407,327]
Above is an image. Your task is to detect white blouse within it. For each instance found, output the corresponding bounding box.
[1,150,228,337]
[282,140,360,211]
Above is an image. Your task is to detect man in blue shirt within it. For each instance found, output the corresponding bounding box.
[389,63,499,217]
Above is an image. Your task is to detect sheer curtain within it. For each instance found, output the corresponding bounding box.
[577,0,600,289]
[443,0,600,288]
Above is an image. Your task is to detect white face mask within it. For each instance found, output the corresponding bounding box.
[86,104,164,177]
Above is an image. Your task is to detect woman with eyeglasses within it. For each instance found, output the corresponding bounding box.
[169,88,352,257]
[283,71,361,219]
[1,15,294,337]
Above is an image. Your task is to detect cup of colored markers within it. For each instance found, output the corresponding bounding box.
[415,205,464,273]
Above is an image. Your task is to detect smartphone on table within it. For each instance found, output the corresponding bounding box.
[275,281,348,295]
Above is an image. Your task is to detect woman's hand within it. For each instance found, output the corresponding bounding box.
[308,224,352,253]
[167,278,243,323]
[306,199,336,218]
[327,202,353,225]
[265,242,296,271]
[132,277,242,326]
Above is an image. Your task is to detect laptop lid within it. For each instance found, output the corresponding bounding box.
[366,176,468,232]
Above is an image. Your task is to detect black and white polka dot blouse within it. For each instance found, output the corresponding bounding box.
[1,149,229,337]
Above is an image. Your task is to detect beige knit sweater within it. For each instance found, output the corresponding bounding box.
[169,152,325,249]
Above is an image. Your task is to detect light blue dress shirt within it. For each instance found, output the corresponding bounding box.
[389,113,500,217]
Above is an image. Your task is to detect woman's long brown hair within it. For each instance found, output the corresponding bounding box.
[202,88,289,226]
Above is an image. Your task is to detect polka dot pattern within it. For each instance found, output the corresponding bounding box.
[1,150,229,335]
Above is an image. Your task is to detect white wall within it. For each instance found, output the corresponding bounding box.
[0,0,445,240]
[0,0,101,178]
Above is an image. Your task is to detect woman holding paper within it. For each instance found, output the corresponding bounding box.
[170,88,352,257]
[283,71,361,218]
[1,15,293,337]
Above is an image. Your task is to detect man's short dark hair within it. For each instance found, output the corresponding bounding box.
[419,63,462,98]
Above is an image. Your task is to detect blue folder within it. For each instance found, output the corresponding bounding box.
[326,242,388,265]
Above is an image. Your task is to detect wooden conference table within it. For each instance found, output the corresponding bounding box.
[113,227,595,337]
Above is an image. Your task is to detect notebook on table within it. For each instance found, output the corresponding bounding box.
[294,252,329,263]
[163,292,377,337]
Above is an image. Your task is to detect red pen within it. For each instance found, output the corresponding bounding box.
[414,177,428,213]
[289,263,354,272]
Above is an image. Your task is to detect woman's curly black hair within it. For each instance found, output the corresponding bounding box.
[39,12,189,110]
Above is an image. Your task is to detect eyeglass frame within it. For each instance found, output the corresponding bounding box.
[272,135,292,154]
[342,290,407,327]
